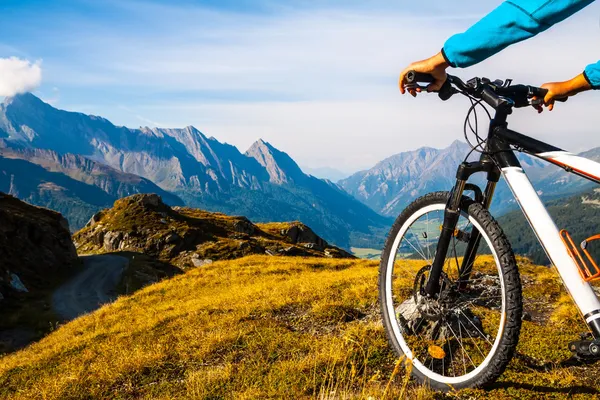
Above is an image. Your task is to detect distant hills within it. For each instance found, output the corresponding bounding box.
[0,93,388,248]
[499,187,600,265]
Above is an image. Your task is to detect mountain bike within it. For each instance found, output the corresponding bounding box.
[379,71,600,391]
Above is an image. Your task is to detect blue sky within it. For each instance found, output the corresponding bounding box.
[2,0,600,172]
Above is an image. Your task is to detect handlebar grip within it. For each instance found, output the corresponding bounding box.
[405,71,435,84]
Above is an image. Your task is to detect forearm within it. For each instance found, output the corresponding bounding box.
[443,0,594,68]
[563,73,593,94]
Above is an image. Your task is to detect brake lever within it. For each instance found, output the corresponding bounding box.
[530,97,568,106]
[404,83,428,91]
[405,81,456,101]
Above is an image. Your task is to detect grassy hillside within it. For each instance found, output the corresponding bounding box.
[1,256,599,399]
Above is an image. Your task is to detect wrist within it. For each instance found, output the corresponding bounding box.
[431,51,450,70]
[569,73,592,92]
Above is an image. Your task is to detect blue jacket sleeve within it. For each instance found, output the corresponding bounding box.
[584,62,600,89]
[443,0,596,81]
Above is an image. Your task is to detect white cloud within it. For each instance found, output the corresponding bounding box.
[0,57,42,97]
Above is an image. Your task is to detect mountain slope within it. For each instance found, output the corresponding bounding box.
[0,144,183,230]
[0,94,388,248]
[0,144,183,205]
[0,156,115,230]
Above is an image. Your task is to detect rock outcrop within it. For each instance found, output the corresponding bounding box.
[74,194,354,267]
[0,193,79,301]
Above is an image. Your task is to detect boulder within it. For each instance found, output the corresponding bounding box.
[140,194,162,208]
[192,258,213,267]
[103,231,123,252]
[281,224,327,250]
[85,211,104,228]
[234,218,256,235]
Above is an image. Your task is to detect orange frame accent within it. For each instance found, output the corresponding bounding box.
[560,230,600,282]
[549,159,600,182]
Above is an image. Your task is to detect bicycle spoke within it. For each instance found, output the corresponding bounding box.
[403,234,429,262]
[451,321,475,372]
[426,212,432,262]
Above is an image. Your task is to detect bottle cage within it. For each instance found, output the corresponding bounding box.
[560,230,600,282]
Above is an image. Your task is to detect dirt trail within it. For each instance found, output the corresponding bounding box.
[52,254,128,321]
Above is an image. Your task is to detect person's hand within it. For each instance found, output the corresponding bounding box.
[399,52,449,97]
[534,73,591,113]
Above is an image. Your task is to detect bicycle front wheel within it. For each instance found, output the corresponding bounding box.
[379,191,522,391]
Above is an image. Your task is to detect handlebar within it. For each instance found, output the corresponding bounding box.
[405,71,567,110]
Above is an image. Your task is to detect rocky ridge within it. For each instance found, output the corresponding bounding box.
[74,194,354,267]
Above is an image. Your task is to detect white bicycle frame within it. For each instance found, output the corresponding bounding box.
[503,151,600,328]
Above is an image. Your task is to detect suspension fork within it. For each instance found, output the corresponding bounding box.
[458,180,498,289]
[424,178,466,296]
[424,160,501,297]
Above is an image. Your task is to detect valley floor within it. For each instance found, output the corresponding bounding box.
[0,256,599,399]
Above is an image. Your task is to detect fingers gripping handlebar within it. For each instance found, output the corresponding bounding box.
[405,71,567,110]
[405,71,455,101]
[406,71,435,84]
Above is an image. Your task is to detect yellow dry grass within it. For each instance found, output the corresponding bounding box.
[0,255,599,399]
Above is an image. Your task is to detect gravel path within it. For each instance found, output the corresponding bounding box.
[52,254,128,321]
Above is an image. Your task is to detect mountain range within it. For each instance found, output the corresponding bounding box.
[0,93,388,248]
[1,93,597,250]
[339,140,599,217]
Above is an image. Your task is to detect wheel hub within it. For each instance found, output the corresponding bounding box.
[413,265,454,321]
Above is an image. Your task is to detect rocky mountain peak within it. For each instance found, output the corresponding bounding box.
[0,94,389,249]
[339,140,473,216]
[2,92,43,108]
[245,139,304,184]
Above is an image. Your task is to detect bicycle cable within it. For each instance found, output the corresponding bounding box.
[461,91,492,162]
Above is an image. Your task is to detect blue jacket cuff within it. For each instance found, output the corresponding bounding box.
[584,63,600,89]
